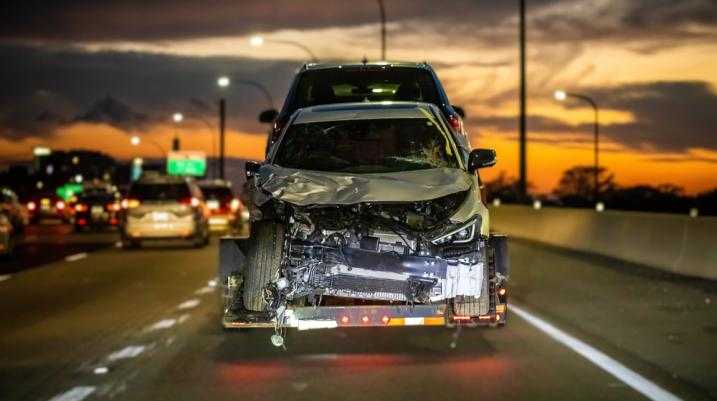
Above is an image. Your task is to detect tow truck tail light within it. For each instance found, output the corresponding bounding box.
[453,315,472,321]
[340,315,350,324]
[361,316,370,324]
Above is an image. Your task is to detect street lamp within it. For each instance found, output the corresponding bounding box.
[217,76,230,88]
[214,76,276,180]
[249,35,318,63]
[130,135,166,156]
[554,90,601,203]
[172,112,183,150]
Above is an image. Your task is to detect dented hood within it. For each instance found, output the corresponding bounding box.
[256,165,472,206]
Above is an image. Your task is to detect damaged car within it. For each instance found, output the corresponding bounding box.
[219,101,508,342]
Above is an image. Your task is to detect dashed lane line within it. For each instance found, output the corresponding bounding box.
[177,299,201,310]
[0,274,11,282]
[48,386,96,401]
[107,345,146,361]
[511,304,682,401]
[64,253,88,262]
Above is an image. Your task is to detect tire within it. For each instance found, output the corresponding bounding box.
[242,221,284,312]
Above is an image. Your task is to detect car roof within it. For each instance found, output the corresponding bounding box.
[198,179,232,188]
[292,101,443,124]
[301,61,433,71]
[135,173,190,185]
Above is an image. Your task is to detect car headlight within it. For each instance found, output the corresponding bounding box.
[431,218,478,245]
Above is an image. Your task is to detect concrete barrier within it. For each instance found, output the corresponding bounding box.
[490,205,717,280]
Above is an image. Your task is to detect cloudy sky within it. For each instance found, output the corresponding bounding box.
[1,0,716,194]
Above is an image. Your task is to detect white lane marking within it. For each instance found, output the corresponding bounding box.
[177,299,201,310]
[207,278,218,287]
[114,241,123,248]
[145,319,176,332]
[0,274,11,282]
[107,345,145,361]
[65,253,88,262]
[93,366,109,375]
[511,304,682,401]
[177,314,191,324]
[194,286,214,295]
[48,386,96,401]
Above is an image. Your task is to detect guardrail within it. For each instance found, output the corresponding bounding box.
[490,204,717,280]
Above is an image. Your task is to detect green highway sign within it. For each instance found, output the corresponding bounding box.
[167,151,207,177]
[56,183,84,200]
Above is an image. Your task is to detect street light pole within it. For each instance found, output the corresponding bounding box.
[378,0,387,60]
[518,0,527,201]
[249,36,318,63]
[233,79,275,109]
[554,90,600,202]
[130,135,167,156]
[219,98,226,180]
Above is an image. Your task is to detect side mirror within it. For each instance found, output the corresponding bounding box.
[468,148,496,173]
[245,161,261,178]
[258,109,279,124]
[452,105,466,119]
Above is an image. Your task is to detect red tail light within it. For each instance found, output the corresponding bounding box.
[121,198,140,209]
[180,197,200,207]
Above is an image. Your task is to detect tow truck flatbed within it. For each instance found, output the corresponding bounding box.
[222,304,506,330]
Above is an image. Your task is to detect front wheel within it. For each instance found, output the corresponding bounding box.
[242,221,284,312]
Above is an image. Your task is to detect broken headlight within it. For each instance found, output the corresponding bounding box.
[431,218,478,245]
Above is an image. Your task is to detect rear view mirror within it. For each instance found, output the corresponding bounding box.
[245,161,261,178]
[468,148,496,173]
[258,109,278,124]
[452,105,466,119]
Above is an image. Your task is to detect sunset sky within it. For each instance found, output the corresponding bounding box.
[1,0,716,194]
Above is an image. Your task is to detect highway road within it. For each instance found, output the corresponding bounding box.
[1,225,715,401]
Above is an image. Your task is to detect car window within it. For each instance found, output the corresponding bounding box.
[200,187,233,201]
[290,68,440,111]
[274,118,459,174]
[129,183,190,201]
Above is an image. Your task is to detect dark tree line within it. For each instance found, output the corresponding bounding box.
[483,165,716,216]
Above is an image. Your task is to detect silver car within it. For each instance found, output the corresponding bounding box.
[120,175,210,248]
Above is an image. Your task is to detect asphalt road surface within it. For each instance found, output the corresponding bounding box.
[1,226,716,401]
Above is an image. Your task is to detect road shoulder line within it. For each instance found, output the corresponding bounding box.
[511,304,682,401]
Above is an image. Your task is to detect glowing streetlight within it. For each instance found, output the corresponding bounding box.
[172,112,184,123]
[249,35,264,47]
[248,35,318,63]
[553,89,600,203]
[130,135,141,146]
[217,76,230,88]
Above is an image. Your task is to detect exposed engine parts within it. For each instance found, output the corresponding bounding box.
[262,197,488,314]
